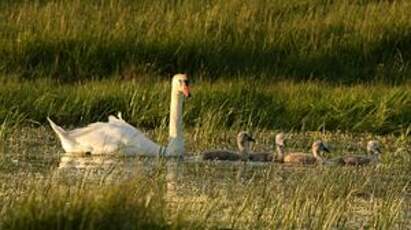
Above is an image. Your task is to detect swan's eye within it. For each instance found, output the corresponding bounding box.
[179,79,189,86]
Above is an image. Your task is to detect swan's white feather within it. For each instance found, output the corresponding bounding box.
[48,116,161,156]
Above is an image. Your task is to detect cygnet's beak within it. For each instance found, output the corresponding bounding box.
[248,136,256,143]
[375,147,382,154]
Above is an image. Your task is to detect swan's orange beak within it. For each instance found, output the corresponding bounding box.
[183,85,191,98]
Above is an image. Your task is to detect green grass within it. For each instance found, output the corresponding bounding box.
[0,77,410,134]
[0,0,411,82]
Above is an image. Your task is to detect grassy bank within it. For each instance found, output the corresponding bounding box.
[0,0,411,82]
[0,78,410,134]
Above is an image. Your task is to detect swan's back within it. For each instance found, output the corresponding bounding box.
[48,116,161,155]
[202,150,241,161]
[67,122,132,154]
[283,153,316,164]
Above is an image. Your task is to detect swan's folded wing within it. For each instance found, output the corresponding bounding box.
[67,122,161,155]
[108,115,122,123]
[65,123,118,154]
[106,117,161,154]
[68,122,106,138]
[108,115,145,136]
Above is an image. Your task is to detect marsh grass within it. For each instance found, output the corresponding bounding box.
[0,167,409,229]
[0,0,411,82]
[0,78,409,134]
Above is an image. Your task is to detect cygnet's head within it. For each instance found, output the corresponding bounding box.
[172,73,191,97]
[367,140,381,155]
[237,131,255,151]
[275,133,285,147]
[312,140,330,154]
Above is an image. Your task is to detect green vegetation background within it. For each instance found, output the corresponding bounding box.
[0,0,410,133]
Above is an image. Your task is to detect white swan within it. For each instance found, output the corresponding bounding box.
[47,73,190,157]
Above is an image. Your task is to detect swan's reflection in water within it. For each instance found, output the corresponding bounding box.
[59,154,116,170]
[58,154,185,203]
[57,154,282,205]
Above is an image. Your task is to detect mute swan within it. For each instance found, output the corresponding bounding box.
[47,73,190,157]
[328,140,381,166]
[202,131,255,161]
[275,133,330,164]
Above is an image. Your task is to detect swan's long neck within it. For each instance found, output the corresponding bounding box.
[369,151,380,162]
[238,143,250,161]
[166,86,185,156]
[276,145,285,161]
[312,148,324,163]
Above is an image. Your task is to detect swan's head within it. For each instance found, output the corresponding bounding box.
[275,133,285,147]
[312,140,330,154]
[172,73,191,97]
[367,140,381,155]
[237,131,255,151]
